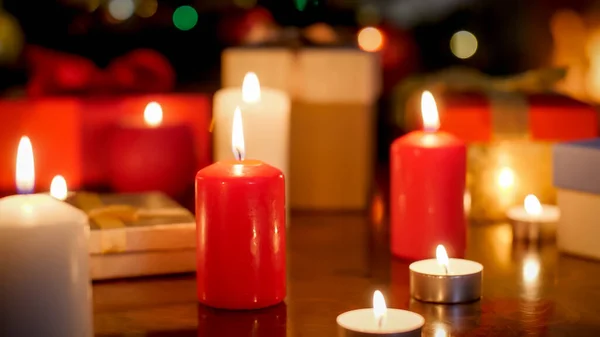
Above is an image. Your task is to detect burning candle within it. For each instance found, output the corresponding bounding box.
[0,137,92,337]
[337,290,424,336]
[507,194,560,241]
[213,72,291,199]
[195,107,286,309]
[409,245,483,304]
[108,101,197,197]
[390,91,467,260]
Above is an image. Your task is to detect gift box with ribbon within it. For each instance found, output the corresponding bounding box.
[222,26,381,210]
[554,139,600,261]
[395,68,598,221]
[67,191,196,280]
[0,46,211,197]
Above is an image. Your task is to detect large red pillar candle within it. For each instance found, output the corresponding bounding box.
[390,91,466,260]
[195,107,286,309]
[107,101,197,198]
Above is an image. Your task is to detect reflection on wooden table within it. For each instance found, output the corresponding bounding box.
[94,187,600,337]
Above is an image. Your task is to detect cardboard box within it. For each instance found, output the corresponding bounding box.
[222,47,381,210]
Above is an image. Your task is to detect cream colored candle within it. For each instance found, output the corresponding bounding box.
[0,137,92,337]
[214,72,291,183]
[337,290,424,337]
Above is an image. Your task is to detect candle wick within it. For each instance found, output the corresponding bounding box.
[235,148,242,161]
[378,316,384,329]
[443,265,449,275]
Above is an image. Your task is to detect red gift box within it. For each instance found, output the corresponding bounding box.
[434,92,598,142]
[0,95,211,196]
[84,94,212,197]
[0,98,81,192]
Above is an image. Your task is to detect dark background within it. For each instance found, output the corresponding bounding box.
[0,0,582,91]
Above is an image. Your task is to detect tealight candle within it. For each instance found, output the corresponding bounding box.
[410,245,483,304]
[506,194,560,241]
[337,290,424,337]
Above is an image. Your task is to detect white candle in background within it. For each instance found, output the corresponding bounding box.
[213,72,291,182]
[507,194,560,241]
[0,136,92,337]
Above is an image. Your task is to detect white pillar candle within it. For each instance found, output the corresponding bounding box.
[0,137,92,337]
[410,245,483,304]
[337,290,424,337]
[507,194,560,241]
[214,72,291,185]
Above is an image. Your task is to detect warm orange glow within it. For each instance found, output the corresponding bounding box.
[50,175,68,201]
[16,136,35,194]
[524,194,542,216]
[373,290,386,322]
[497,167,515,190]
[358,27,384,52]
[231,106,245,160]
[242,72,261,104]
[144,101,163,127]
[421,91,440,132]
[436,244,449,272]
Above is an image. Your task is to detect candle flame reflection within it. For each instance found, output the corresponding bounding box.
[436,244,450,274]
[144,101,163,127]
[373,290,387,326]
[421,91,440,132]
[50,175,68,201]
[524,194,542,216]
[242,72,261,104]
[16,136,35,194]
[231,106,245,161]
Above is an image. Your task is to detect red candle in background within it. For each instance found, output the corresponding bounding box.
[390,91,466,260]
[107,101,197,198]
[195,107,286,310]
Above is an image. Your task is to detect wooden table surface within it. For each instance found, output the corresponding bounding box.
[93,190,600,337]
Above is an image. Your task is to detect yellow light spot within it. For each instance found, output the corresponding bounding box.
[497,167,515,190]
[450,30,478,59]
[358,27,384,52]
[357,4,380,26]
[136,0,158,18]
[234,0,257,9]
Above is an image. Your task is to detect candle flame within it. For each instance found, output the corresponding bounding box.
[50,175,68,201]
[231,106,245,160]
[144,101,163,127]
[373,290,387,324]
[524,194,542,216]
[421,91,440,132]
[16,136,35,194]
[242,72,261,104]
[436,244,450,273]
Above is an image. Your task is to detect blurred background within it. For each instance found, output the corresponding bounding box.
[0,0,583,91]
[1,0,599,213]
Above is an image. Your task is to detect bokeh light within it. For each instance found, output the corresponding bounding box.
[497,167,515,190]
[357,4,381,26]
[294,0,308,11]
[108,0,135,21]
[358,27,384,52]
[234,0,257,9]
[450,30,478,59]
[173,5,198,31]
[136,0,158,18]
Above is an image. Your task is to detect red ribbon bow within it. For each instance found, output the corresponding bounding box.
[26,46,176,97]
